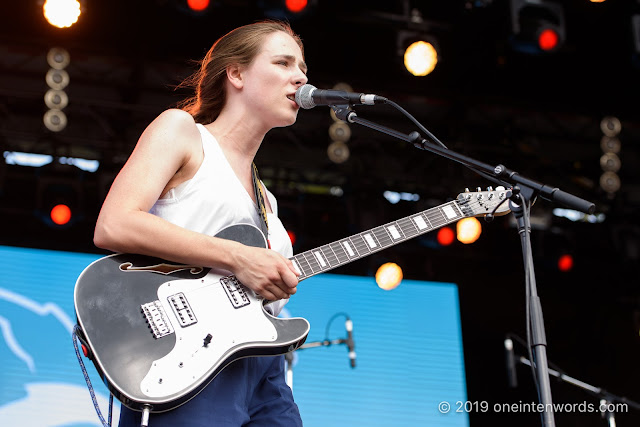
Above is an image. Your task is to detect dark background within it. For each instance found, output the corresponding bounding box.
[1,1,638,425]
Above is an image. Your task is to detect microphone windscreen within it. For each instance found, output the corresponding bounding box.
[295,84,317,109]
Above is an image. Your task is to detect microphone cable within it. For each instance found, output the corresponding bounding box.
[376,98,512,190]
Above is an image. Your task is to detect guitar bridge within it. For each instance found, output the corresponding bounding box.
[220,276,251,308]
[141,300,174,339]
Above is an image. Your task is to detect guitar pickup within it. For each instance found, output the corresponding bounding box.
[168,292,197,327]
[220,276,251,308]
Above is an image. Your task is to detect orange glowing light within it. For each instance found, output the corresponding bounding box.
[456,217,482,244]
[50,204,72,225]
[375,262,403,290]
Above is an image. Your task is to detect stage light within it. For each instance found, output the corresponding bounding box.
[375,262,403,291]
[45,69,70,91]
[44,48,70,132]
[327,83,352,164]
[37,179,81,228]
[327,141,349,164]
[599,116,622,197]
[599,172,620,193]
[187,0,210,12]
[262,0,315,19]
[510,0,565,54]
[287,230,297,246]
[50,204,72,226]
[600,136,620,154]
[403,41,438,76]
[329,121,351,143]
[383,191,420,204]
[44,89,69,110]
[43,0,82,29]
[4,152,53,167]
[286,0,308,13]
[537,28,559,51]
[557,254,573,272]
[437,227,455,246]
[58,156,100,173]
[47,47,70,69]
[600,152,621,173]
[43,109,68,132]
[600,116,621,137]
[456,217,482,244]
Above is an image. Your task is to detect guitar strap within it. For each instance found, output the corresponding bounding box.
[251,162,270,248]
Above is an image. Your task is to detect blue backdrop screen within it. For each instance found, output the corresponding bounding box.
[0,245,468,426]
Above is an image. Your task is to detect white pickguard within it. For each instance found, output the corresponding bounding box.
[140,272,277,398]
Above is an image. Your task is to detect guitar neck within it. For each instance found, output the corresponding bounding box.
[290,196,473,281]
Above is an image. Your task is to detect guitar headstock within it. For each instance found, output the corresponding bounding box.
[456,187,512,218]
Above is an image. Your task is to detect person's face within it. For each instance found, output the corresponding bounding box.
[239,31,308,128]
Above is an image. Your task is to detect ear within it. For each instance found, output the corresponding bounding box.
[226,63,244,90]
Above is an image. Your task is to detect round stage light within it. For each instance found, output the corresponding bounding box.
[43,0,81,29]
[187,0,210,12]
[456,217,482,244]
[437,227,455,246]
[43,109,68,132]
[557,254,574,272]
[404,41,437,76]
[538,28,560,51]
[50,204,72,225]
[376,262,403,290]
[286,0,308,13]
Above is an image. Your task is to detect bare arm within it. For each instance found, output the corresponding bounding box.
[94,109,298,300]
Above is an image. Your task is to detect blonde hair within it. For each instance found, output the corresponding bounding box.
[177,21,304,124]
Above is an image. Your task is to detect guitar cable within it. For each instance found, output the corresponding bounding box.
[72,324,114,427]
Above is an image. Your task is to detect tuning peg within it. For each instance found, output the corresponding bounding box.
[464,188,470,193]
[487,186,493,191]
[476,187,482,192]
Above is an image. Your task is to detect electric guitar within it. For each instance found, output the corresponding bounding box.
[73,188,511,413]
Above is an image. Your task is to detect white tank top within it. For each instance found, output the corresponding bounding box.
[149,123,292,314]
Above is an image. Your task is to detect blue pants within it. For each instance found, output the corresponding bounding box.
[118,355,302,427]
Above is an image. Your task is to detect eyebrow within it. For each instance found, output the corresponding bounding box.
[276,54,308,74]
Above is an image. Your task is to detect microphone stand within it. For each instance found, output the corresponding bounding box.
[330,105,596,427]
[285,338,350,390]
[518,356,640,426]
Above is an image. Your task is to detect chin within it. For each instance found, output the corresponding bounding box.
[274,113,299,128]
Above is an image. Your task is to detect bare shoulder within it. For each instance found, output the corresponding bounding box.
[149,109,199,140]
[135,109,201,155]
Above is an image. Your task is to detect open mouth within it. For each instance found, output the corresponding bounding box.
[287,94,297,104]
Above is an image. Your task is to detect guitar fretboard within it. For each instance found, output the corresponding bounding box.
[290,197,472,281]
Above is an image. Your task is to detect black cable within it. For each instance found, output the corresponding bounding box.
[324,312,350,341]
[382,99,512,190]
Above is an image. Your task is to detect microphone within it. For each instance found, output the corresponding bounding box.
[504,338,517,388]
[345,317,356,368]
[295,84,387,109]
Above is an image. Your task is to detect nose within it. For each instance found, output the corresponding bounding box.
[294,69,308,87]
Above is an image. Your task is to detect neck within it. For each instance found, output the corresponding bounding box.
[206,106,267,163]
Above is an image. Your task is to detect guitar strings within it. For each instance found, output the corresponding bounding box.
[292,196,503,280]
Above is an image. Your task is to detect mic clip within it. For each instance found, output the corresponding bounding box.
[330,105,356,123]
